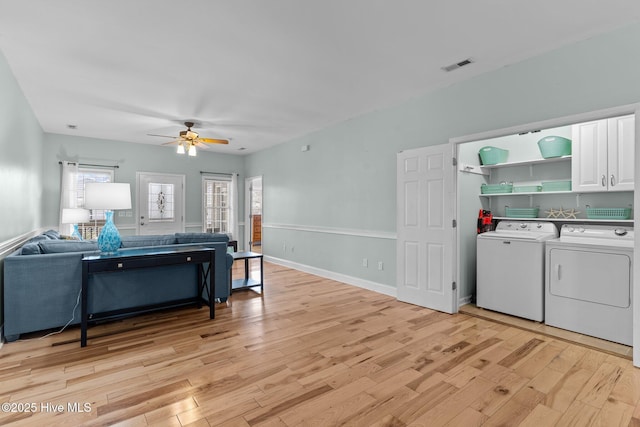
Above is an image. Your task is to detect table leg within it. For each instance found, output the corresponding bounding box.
[81,262,88,347]
[214,252,216,319]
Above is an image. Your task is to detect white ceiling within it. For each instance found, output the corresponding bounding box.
[0,1,639,155]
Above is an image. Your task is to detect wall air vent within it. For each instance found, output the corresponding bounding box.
[441,58,474,72]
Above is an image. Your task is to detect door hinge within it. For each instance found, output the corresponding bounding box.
[452,281,457,290]
[452,219,457,228]
[452,157,457,166]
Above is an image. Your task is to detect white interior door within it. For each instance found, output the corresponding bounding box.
[137,172,185,235]
[397,144,456,313]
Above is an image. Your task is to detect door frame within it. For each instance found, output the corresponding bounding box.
[450,102,640,366]
[244,175,263,252]
[135,171,186,235]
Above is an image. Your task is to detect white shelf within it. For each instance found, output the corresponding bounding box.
[480,189,634,197]
[480,155,571,169]
[494,216,633,223]
[480,191,571,197]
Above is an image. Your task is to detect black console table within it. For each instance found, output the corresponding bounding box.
[81,246,215,347]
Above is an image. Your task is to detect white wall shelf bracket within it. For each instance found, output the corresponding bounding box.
[459,163,489,176]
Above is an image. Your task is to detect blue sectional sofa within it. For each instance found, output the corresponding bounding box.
[3,231,233,342]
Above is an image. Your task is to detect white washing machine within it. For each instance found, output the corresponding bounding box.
[477,221,559,321]
[545,224,633,346]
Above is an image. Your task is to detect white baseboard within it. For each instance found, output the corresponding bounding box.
[264,255,397,298]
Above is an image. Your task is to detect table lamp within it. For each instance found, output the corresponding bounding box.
[61,208,91,240]
[84,183,132,253]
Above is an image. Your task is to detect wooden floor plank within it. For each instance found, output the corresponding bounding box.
[0,261,637,426]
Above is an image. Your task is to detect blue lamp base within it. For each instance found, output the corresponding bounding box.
[71,224,83,240]
[97,211,121,253]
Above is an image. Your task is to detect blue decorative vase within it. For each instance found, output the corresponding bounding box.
[98,211,121,253]
[71,224,83,240]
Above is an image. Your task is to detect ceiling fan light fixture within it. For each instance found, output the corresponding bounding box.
[177,142,185,154]
[188,144,197,156]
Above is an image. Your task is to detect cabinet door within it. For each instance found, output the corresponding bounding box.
[572,120,608,192]
[607,114,635,192]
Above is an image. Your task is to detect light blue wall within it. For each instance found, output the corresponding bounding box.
[0,49,43,335]
[245,22,640,292]
[41,134,245,236]
[0,50,44,243]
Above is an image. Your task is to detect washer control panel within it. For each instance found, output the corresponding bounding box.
[496,221,557,234]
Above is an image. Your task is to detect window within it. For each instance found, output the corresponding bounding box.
[148,182,175,221]
[76,168,113,239]
[203,178,230,234]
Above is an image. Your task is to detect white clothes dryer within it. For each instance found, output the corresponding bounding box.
[545,224,634,346]
[477,221,559,321]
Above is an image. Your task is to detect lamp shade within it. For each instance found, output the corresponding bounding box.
[84,183,132,210]
[61,208,90,224]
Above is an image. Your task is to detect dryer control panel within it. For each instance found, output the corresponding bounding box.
[559,224,635,247]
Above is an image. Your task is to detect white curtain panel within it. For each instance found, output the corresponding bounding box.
[58,161,79,235]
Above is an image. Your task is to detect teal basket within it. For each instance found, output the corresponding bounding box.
[537,136,572,158]
[585,207,631,220]
[513,185,542,193]
[481,183,513,194]
[541,180,572,192]
[505,207,539,218]
[479,146,509,165]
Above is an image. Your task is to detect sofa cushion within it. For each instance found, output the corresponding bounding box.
[120,235,177,248]
[175,233,229,244]
[21,242,42,255]
[38,240,99,254]
[42,229,61,240]
[26,235,49,244]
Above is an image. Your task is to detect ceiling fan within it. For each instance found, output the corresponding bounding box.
[149,121,229,156]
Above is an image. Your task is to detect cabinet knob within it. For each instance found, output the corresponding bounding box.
[601,175,606,187]
[610,174,616,187]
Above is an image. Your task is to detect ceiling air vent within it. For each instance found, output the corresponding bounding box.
[441,58,474,72]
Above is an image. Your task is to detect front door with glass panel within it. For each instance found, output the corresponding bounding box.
[137,172,185,235]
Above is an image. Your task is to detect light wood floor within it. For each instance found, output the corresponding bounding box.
[1,262,640,426]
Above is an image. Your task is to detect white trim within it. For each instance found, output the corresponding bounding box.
[263,223,397,240]
[265,255,397,298]
[0,228,48,258]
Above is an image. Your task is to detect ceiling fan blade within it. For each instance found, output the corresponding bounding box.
[161,139,181,145]
[194,141,210,149]
[198,137,229,144]
[148,133,177,139]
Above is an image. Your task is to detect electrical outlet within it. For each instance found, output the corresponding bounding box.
[378,261,384,271]
[362,258,368,267]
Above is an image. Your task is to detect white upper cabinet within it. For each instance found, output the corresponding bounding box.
[572,114,635,192]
